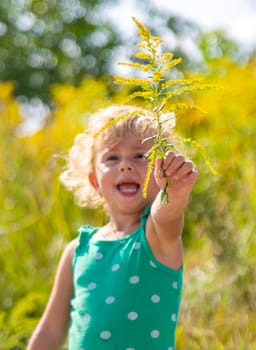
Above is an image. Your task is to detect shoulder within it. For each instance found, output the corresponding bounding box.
[65,238,79,255]
[59,238,79,268]
[51,240,78,296]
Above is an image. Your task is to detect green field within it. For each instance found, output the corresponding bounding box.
[0,54,256,349]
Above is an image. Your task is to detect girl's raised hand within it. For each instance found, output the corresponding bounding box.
[154,151,198,199]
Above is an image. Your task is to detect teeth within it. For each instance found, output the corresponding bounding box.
[122,188,137,193]
[118,184,138,193]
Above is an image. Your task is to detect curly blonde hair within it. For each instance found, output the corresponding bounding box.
[60,105,174,208]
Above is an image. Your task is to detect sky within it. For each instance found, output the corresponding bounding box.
[153,0,256,49]
[109,0,256,50]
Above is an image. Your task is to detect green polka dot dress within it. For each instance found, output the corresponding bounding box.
[68,206,183,350]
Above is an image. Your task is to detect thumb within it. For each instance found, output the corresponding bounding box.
[154,158,165,178]
[154,158,168,190]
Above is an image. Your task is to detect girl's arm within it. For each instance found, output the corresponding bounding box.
[27,239,77,350]
[146,151,198,269]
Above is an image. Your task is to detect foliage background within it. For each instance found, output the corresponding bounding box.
[0,1,256,349]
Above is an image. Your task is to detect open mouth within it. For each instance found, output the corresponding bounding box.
[117,183,140,195]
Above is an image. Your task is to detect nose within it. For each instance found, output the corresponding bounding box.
[120,165,132,172]
[119,159,133,172]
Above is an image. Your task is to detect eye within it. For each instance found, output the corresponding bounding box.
[135,153,145,159]
[107,155,118,161]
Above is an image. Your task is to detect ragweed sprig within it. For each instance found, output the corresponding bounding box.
[112,16,218,203]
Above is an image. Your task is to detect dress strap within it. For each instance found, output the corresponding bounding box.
[140,205,151,225]
[72,225,97,270]
[74,225,96,256]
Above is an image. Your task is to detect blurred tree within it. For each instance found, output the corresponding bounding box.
[0,0,120,102]
[0,0,250,105]
[199,29,243,63]
[0,0,209,104]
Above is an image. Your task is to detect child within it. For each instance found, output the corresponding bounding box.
[27,105,198,350]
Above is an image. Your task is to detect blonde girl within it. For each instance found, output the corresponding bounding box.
[27,105,198,350]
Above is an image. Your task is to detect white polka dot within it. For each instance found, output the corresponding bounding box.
[125,348,135,350]
[172,281,178,289]
[129,275,140,284]
[100,330,111,339]
[105,296,115,304]
[149,260,157,268]
[83,314,91,322]
[95,252,104,260]
[150,329,160,338]
[111,263,120,271]
[88,282,97,290]
[127,311,138,320]
[151,294,160,303]
[168,347,174,350]
[133,242,141,249]
[171,313,177,322]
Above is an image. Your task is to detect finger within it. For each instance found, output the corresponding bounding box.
[163,151,176,166]
[163,154,186,176]
[181,169,199,185]
[171,160,194,180]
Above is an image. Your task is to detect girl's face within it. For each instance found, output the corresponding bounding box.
[89,134,159,215]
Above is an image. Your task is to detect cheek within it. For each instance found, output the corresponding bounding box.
[150,176,158,188]
[95,162,107,177]
[95,165,114,186]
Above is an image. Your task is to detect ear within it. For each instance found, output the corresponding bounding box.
[89,172,98,190]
